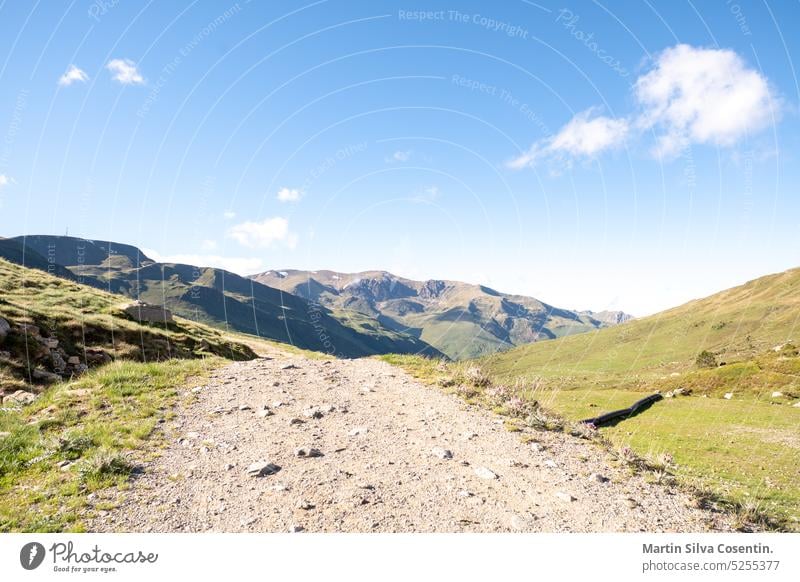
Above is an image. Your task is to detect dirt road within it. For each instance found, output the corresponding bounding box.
[91,351,730,532]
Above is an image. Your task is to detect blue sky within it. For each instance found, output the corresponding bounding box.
[0,0,798,315]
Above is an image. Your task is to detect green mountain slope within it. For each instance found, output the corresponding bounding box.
[482,266,800,389]
[0,257,255,398]
[252,269,629,360]
[11,235,152,269]
[473,266,800,529]
[9,236,441,359]
[0,237,75,280]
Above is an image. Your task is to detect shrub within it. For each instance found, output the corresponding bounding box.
[78,450,134,481]
[525,408,564,432]
[695,350,718,368]
[58,432,95,460]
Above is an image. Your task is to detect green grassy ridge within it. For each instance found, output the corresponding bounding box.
[380,352,799,530]
[8,235,444,359]
[481,266,800,388]
[0,238,75,280]
[0,257,255,393]
[469,267,800,529]
[0,358,221,532]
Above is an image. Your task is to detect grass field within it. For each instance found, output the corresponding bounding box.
[0,358,222,532]
[0,258,263,531]
[381,353,800,531]
[540,388,799,528]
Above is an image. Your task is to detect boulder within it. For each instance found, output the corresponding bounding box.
[2,390,37,406]
[67,356,81,366]
[18,323,40,338]
[51,352,66,371]
[32,369,61,384]
[0,317,10,339]
[123,301,173,324]
[41,337,59,349]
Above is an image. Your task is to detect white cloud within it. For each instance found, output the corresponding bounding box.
[143,248,264,276]
[385,150,412,163]
[58,64,89,86]
[223,210,236,220]
[227,217,298,249]
[635,44,777,157]
[508,44,779,168]
[412,185,441,203]
[507,108,629,168]
[200,239,217,251]
[106,58,144,85]
[276,187,302,202]
[0,174,9,188]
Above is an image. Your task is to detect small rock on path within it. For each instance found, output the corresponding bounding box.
[89,350,731,533]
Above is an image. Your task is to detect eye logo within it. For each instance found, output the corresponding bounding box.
[20,542,46,570]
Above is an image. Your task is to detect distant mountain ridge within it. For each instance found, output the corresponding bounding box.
[252,269,632,359]
[4,236,442,359]
[578,309,635,326]
[2,235,632,360]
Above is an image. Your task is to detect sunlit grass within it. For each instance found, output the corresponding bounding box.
[0,358,222,532]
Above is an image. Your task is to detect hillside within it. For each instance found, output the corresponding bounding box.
[8,236,441,359]
[466,266,800,528]
[0,257,255,402]
[482,266,800,391]
[251,269,629,360]
[0,237,75,280]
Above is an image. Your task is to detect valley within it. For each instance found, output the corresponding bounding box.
[253,268,629,359]
[0,234,797,532]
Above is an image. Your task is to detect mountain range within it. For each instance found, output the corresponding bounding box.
[252,269,630,359]
[1,235,631,359]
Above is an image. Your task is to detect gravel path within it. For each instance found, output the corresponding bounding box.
[90,351,731,532]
